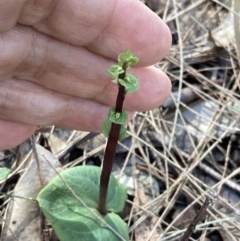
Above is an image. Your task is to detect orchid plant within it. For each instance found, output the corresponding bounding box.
[37,50,139,241]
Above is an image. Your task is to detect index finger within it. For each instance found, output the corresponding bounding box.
[0,0,171,66]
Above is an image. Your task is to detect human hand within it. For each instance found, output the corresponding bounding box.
[0,0,171,150]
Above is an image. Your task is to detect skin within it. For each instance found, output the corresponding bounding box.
[0,0,172,150]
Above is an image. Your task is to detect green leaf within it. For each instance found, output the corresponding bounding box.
[118,74,139,93]
[118,49,139,68]
[37,166,128,241]
[107,64,124,79]
[108,108,128,125]
[102,118,112,137]
[0,167,11,181]
[119,126,127,140]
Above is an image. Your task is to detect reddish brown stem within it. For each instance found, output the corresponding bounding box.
[98,64,127,215]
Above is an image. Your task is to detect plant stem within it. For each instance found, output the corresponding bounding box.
[98,64,127,215]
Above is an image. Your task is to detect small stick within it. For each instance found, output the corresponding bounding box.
[180,197,212,241]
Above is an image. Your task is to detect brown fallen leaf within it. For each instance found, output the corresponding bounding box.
[1,144,63,241]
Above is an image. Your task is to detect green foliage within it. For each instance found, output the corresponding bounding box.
[102,117,127,140]
[108,108,128,125]
[36,49,140,241]
[102,118,112,138]
[0,167,11,181]
[118,74,139,94]
[37,166,128,241]
[107,65,124,79]
[103,50,139,138]
[119,125,127,140]
[118,49,139,69]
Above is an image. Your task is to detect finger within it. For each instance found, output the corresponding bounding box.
[0,120,37,150]
[1,26,171,109]
[0,78,168,129]
[0,78,123,132]
[0,0,25,31]
[0,0,171,66]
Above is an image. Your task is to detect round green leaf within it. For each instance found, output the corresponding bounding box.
[37,166,128,241]
[118,74,139,93]
[37,165,127,211]
[38,203,128,241]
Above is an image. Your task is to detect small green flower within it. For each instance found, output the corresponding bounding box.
[118,74,139,93]
[108,108,128,125]
[107,64,124,79]
[118,49,139,68]
[103,50,139,140]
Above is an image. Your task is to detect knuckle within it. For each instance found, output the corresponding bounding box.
[0,27,29,80]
